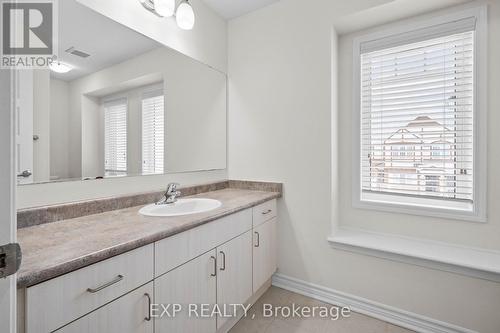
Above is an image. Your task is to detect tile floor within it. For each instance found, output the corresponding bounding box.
[229,287,416,333]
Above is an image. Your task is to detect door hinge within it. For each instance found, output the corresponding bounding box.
[0,243,22,279]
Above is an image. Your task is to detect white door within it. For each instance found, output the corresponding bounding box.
[216,231,253,329]
[55,282,154,333]
[253,218,277,292]
[15,69,34,184]
[155,250,217,333]
[0,70,18,333]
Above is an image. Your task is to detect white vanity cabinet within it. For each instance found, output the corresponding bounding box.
[22,199,278,333]
[252,219,277,292]
[216,231,253,330]
[252,201,278,292]
[55,282,153,333]
[154,230,253,333]
[155,250,218,333]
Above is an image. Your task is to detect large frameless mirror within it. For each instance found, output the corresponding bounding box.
[16,0,226,185]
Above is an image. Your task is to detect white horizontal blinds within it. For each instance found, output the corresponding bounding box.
[104,98,128,175]
[361,26,475,202]
[142,90,164,175]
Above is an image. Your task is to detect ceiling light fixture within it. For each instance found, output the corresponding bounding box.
[176,0,195,30]
[140,0,195,30]
[154,0,175,17]
[49,61,73,74]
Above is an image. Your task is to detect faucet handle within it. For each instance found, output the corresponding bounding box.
[166,183,180,194]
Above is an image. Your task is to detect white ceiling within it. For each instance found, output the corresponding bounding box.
[202,0,280,19]
[54,0,161,81]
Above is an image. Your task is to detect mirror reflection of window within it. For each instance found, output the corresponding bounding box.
[142,90,165,175]
[104,98,128,177]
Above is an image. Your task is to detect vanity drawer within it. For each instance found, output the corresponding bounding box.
[252,199,277,227]
[26,244,154,333]
[155,208,252,277]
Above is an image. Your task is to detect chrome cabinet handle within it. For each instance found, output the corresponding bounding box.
[210,256,217,277]
[86,275,124,293]
[261,209,272,215]
[144,293,152,321]
[17,170,32,178]
[219,251,226,271]
[254,232,260,247]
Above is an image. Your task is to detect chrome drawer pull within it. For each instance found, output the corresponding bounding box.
[219,251,226,271]
[261,209,272,215]
[86,275,124,293]
[144,293,152,321]
[254,232,260,247]
[210,256,217,277]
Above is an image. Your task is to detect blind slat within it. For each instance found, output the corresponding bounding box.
[361,30,475,201]
[104,98,127,174]
[362,45,473,67]
[142,93,165,175]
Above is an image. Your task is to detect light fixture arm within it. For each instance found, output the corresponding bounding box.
[141,0,164,17]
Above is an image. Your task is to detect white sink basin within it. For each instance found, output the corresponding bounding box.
[139,198,222,217]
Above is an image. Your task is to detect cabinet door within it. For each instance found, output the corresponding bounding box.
[216,231,253,329]
[253,218,277,292]
[155,250,217,333]
[56,282,153,333]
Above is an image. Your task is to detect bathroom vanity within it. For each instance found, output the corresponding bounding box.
[16,181,281,333]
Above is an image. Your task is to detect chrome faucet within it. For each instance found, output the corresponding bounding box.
[156,183,181,205]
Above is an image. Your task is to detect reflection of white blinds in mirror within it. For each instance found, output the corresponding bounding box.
[142,90,164,175]
[361,30,474,202]
[104,98,128,174]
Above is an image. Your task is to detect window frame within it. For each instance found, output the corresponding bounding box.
[352,6,487,222]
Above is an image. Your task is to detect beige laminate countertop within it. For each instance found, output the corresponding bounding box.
[17,188,280,288]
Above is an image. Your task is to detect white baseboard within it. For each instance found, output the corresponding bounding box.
[272,273,477,333]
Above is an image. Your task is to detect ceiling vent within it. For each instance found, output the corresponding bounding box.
[65,47,90,58]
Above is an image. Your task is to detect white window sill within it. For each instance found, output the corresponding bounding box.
[328,228,500,282]
[355,193,485,223]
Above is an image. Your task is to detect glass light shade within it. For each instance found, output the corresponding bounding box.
[154,0,175,17]
[49,61,72,73]
[176,1,195,30]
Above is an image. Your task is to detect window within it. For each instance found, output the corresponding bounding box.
[353,7,487,221]
[142,90,164,175]
[104,98,128,176]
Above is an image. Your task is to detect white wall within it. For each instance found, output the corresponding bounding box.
[18,0,228,208]
[126,89,143,176]
[80,95,102,178]
[228,0,500,332]
[49,78,70,180]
